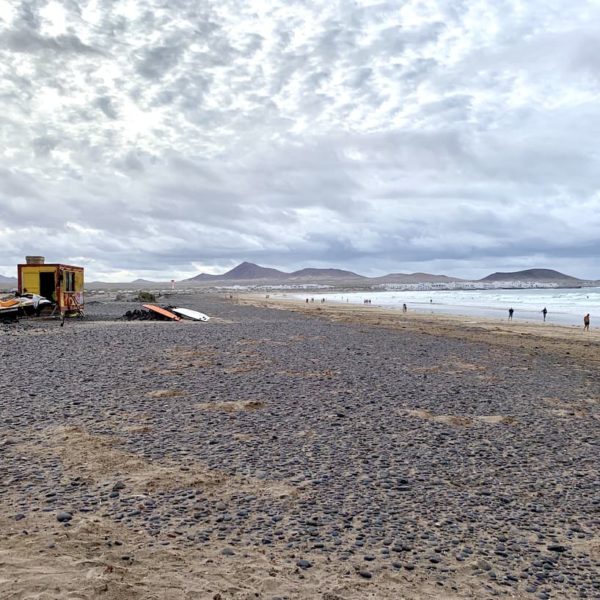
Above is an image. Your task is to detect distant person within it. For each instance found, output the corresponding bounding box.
[508,307,514,321]
[402,303,407,313]
[542,307,547,322]
[306,298,309,304]
[584,313,590,331]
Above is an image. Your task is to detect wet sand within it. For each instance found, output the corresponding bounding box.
[1,293,599,599]
[244,295,600,366]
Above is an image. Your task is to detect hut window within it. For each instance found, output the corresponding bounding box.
[64,271,75,292]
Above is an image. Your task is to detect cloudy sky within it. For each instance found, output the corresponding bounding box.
[1,0,600,281]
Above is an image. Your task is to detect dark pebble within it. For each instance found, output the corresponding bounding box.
[296,559,312,569]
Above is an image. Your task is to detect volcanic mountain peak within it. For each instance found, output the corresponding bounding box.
[480,269,580,282]
[222,262,287,279]
[288,267,364,279]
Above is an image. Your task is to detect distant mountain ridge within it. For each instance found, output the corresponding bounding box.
[288,267,365,280]
[480,269,581,282]
[371,272,461,284]
[184,262,464,284]
[182,263,588,285]
[80,263,594,287]
[185,262,364,282]
[0,274,17,283]
[224,262,289,280]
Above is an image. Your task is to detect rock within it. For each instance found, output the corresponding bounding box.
[296,559,312,569]
[56,511,72,523]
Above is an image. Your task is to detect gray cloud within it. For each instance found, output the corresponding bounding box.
[31,135,59,157]
[1,29,103,55]
[1,0,600,281]
[136,44,184,79]
[95,96,118,119]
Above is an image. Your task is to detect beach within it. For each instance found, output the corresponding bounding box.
[285,288,600,329]
[1,293,599,599]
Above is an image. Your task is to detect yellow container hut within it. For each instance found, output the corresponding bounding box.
[18,257,84,315]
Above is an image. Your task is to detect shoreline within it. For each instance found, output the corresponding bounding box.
[237,293,600,364]
[279,290,597,328]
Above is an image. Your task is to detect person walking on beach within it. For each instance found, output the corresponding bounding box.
[402,303,407,313]
[508,307,514,321]
[542,307,547,322]
[584,313,590,331]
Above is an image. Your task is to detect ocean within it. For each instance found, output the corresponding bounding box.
[292,287,600,328]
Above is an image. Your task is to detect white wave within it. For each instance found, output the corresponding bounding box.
[291,287,600,327]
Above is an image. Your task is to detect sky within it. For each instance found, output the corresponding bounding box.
[1,0,600,282]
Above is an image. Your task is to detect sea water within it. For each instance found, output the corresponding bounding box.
[293,288,600,328]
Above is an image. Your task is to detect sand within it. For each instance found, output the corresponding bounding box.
[241,295,600,365]
[1,293,598,599]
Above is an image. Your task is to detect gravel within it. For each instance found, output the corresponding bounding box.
[1,292,599,598]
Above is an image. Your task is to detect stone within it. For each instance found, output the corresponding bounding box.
[56,511,72,523]
[296,559,312,569]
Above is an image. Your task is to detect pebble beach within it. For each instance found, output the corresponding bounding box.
[1,293,599,599]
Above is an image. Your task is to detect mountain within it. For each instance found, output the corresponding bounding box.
[222,262,287,280]
[287,267,364,280]
[372,272,462,284]
[480,269,581,282]
[0,274,17,288]
[182,263,587,286]
[185,273,218,281]
[185,262,362,282]
[184,262,468,284]
[186,262,284,281]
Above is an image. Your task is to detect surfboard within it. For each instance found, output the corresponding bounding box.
[142,304,181,321]
[172,307,210,322]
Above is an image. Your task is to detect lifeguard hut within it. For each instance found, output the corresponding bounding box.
[18,256,84,316]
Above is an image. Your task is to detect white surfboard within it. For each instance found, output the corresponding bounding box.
[172,307,210,321]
